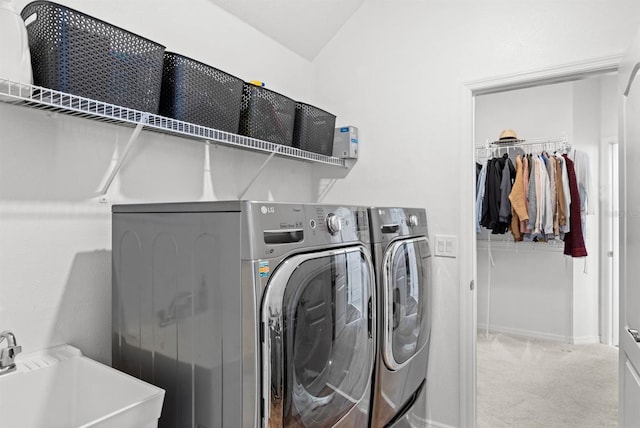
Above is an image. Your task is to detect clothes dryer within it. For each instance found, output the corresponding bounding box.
[112,201,376,428]
[367,207,432,428]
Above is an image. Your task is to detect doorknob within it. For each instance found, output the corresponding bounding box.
[628,328,640,342]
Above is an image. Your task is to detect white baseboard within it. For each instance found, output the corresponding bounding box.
[570,335,600,345]
[395,412,456,428]
[478,324,601,344]
[477,324,568,343]
[424,419,457,428]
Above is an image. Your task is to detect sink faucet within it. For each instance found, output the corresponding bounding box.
[0,330,22,376]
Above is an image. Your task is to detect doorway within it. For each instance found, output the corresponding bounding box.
[459,55,623,428]
[473,74,620,427]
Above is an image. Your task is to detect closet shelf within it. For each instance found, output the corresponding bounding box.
[476,239,565,253]
[475,135,570,157]
[0,77,348,168]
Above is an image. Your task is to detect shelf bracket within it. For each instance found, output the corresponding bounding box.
[97,114,149,198]
[317,179,338,202]
[237,146,281,200]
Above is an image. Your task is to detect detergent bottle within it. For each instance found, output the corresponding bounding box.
[0,0,32,99]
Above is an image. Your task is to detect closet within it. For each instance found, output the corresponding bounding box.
[474,74,617,344]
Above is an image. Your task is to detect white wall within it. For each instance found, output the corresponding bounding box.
[572,77,601,344]
[1,0,320,365]
[475,81,574,145]
[313,2,640,426]
[477,243,571,341]
[2,1,640,428]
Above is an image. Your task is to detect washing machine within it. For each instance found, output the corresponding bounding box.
[367,207,432,428]
[111,201,376,428]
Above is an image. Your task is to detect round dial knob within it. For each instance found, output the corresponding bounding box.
[408,214,419,227]
[326,213,342,234]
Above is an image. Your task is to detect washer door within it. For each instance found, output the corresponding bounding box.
[262,246,375,427]
[382,237,432,370]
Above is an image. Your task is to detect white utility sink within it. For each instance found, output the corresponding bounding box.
[0,344,164,428]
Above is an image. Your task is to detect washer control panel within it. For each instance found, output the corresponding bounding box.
[310,205,369,242]
[250,202,370,258]
[325,212,342,234]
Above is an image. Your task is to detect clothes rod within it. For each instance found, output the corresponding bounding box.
[475,135,569,150]
[475,135,570,157]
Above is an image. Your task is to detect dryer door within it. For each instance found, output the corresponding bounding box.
[262,246,375,427]
[382,237,432,370]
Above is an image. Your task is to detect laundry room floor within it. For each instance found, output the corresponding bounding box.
[477,332,618,428]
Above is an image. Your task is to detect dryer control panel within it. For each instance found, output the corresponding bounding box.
[368,207,428,244]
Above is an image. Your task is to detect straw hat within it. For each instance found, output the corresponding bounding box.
[498,129,518,141]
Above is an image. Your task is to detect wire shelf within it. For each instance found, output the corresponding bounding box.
[476,237,565,253]
[475,134,570,159]
[0,77,347,167]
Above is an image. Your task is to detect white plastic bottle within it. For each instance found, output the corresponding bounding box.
[0,0,32,100]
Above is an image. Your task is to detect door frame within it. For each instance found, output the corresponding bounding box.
[458,53,623,427]
[600,136,620,347]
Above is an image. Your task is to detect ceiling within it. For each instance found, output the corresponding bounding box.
[208,0,365,60]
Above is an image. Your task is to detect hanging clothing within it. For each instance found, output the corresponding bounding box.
[499,156,515,226]
[525,155,538,239]
[572,149,592,235]
[562,154,587,257]
[481,154,512,234]
[540,153,554,240]
[523,154,553,241]
[557,154,571,234]
[534,156,545,239]
[480,158,499,231]
[543,153,558,239]
[554,155,567,232]
[521,155,531,234]
[475,139,582,252]
[508,155,527,241]
[476,162,487,233]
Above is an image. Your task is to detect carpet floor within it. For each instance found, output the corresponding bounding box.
[477,332,618,428]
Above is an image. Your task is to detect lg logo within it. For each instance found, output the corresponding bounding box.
[261,205,275,214]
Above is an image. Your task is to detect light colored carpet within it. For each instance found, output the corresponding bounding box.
[477,332,618,428]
